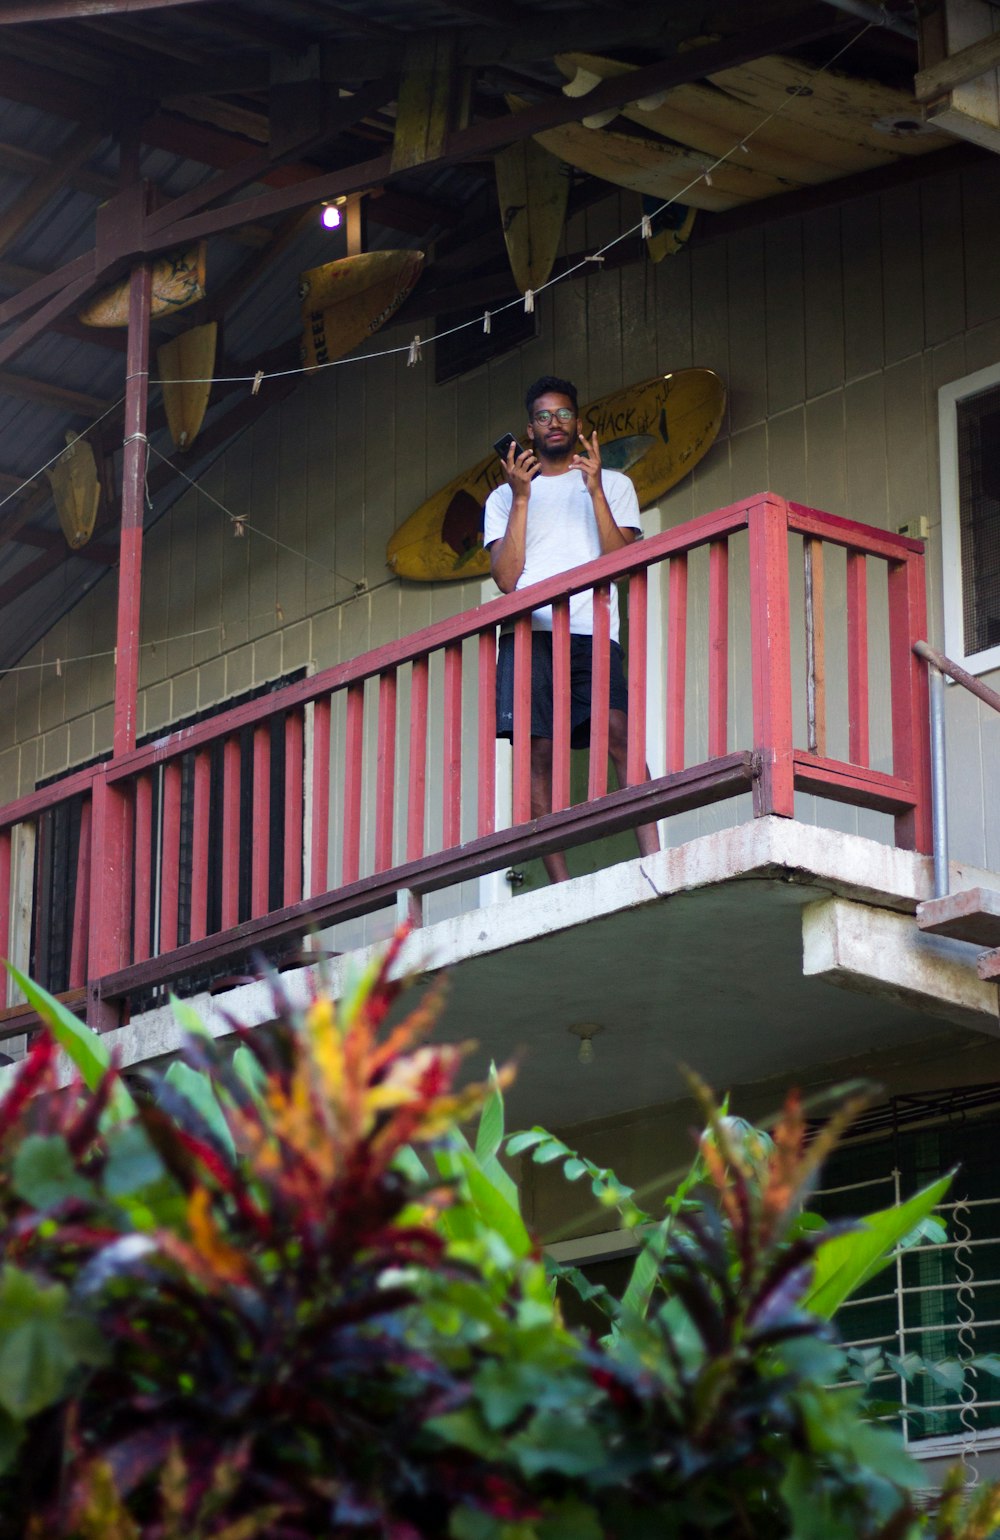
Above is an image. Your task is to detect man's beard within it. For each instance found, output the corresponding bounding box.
[534,433,571,461]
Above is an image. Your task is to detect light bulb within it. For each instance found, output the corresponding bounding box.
[578,1036,594,1065]
[321,203,342,230]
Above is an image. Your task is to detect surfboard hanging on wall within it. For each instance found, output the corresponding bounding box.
[78,243,207,327]
[47,432,100,550]
[548,52,949,207]
[495,138,570,295]
[158,320,217,451]
[386,369,727,584]
[299,249,425,372]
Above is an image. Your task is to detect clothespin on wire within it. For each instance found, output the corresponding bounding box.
[407,335,422,366]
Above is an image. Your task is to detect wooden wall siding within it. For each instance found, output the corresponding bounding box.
[0,161,999,892]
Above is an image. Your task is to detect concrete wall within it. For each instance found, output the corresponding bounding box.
[2,155,1000,891]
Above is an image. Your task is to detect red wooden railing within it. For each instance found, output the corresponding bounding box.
[0,494,930,1036]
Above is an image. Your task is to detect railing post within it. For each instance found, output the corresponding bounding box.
[86,770,132,1030]
[888,553,932,852]
[748,496,795,818]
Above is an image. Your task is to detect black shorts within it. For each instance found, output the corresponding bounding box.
[495,631,628,748]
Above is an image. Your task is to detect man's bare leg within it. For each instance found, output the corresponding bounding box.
[608,708,660,857]
[530,736,571,883]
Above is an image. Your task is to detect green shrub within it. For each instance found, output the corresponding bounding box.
[0,940,992,1539]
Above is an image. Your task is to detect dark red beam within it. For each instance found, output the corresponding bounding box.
[0,0,217,20]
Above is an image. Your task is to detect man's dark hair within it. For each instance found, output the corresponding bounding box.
[525,375,579,418]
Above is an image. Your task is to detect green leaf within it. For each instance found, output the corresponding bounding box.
[427,1409,505,1460]
[163,1061,235,1157]
[511,1411,605,1479]
[168,994,215,1040]
[505,1130,549,1158]
[102,1123,166,1199]
[972,1354,1000,1380]
[0,1409,23,1477]
[461,1156,534,1260]
[0,1267,85,1419]
[4,964,134,1121]
[803,1171,953,1319]
[536,1499,603,1540]
[12,1134,94,1209]
[449,1510,502,1540]
[475,1065,505,1165]
[887,1352,924,1385]
[925,1358,965,1395]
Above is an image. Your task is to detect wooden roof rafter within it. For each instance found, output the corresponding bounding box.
[0,0,219,22]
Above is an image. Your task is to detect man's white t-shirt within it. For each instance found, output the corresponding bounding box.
[483,468,641,642]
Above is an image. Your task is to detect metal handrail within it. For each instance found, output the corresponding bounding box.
[913,641,1000,900]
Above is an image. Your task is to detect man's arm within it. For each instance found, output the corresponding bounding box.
[570,432,640,552]
[488,444,539,592]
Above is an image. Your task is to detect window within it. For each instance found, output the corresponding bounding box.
[940,361,1000,674]
[816,1094,1000,1454]
[554,1091,1000,1458]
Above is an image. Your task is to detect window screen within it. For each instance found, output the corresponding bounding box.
[817,1108,1000,1445]
[957,385,1000,656]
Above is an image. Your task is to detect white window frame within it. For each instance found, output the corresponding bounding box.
[939,359,1000,676]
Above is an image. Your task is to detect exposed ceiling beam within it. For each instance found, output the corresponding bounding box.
[0,0,219,20]
[0,371,112,416]
[144,76,398,239]
[153,6,851,251]
[0,129,103,258]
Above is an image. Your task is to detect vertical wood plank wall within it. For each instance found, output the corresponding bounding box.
[1,160,1000,925]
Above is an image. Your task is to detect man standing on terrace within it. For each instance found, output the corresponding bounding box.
[484,375,660,884]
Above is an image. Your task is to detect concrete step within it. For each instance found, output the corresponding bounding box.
[916,887,1000,948]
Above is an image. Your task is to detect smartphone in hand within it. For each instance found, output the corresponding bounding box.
[493,432,524,463]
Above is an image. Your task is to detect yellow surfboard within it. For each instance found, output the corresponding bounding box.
[47,432,100,550]
[300,249,425,371]
[79,243,207,328]
[386,369,726,583]
[508,94,789,211]
[495,138,571,294]
[158,321,217,451]
[553,54,948,195]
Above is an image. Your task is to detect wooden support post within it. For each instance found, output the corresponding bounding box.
[113,254,152,757]
[749,496,795,818]
[888,553,933,852]
[86,771,132,1030]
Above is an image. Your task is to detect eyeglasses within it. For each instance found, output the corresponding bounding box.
[532,407,576,425]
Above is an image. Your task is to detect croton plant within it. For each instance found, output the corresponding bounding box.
[0,932,995,1539]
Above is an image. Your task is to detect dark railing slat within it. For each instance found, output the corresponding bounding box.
[804,536,827,758]
[512,615,533,825]
[221,736,241,931]
[283,709,304,907]
[443,643,462,850]
[476,637,495,838]
[551,600,572,812]
[626,571,648,787]
[132,773,153,964]
[708,539,729,759]
[251,723,271,916]
[190,748,211,943]
[667,553,688,774]
[588,583,611,800]
[408,657,429,859]
[68,797,92,990]
[846,550,869,768]
[0,828,10,1000]
[310,696,331,897]
[159,759,182,955]
[375,670,397,873]
[342,681,365,885]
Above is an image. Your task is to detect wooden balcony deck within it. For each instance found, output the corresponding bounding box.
[0,493,930,1037]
